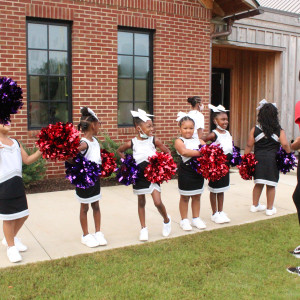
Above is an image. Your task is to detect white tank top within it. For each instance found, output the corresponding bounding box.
[0,139,22,184]
[177,137,201,163]
[80,137,101,165]
[132,136,156,164]
[213,130,233,155]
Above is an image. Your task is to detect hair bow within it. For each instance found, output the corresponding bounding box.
[80,107,99,121]
[208,104,229,112]
[256,99,277,111]
[130,109,154,122]
[176,111,189,122]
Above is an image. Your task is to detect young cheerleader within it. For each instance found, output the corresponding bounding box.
[0,122,42,263]
[175,112,206,230]
[244,100,290,216]
[76,107,107,247]
[203,104,233,224]
[117,109,172,241]
[187,96,205,139]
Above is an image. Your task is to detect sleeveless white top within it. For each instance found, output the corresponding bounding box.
[188,110,204,139]
[132,136,156,164]
[0,139,22,184]
[213,130,233,155]
[80,137,101,165]
[177,137,201,163]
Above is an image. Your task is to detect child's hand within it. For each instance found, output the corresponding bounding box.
[0,142,3,149]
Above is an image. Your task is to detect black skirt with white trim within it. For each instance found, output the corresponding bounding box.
[254,153,279,186]
[76,178,101,204]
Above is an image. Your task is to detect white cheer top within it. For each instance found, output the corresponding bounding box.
[132,136,156,164]
[177,137,201,163]
[80,137,101,165]
[188,110,204,139]
[213,130,233,155]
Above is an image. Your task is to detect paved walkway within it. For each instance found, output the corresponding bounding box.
[0,170,297,268]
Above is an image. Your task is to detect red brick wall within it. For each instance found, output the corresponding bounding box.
[0,0,211,177]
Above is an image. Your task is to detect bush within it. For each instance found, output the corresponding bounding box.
[167,138,180,164]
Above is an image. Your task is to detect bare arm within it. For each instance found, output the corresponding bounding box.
[202,132,216,143]
[20,144,42,165]
[244,127,255,155]
[155,138,171,154]
[291,136,300,151]
[174,138,201,157]
[116,141,132,159]
[197,128,203,140]
[279,129,291,153]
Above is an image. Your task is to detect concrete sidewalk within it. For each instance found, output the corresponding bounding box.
[0,170,297,268]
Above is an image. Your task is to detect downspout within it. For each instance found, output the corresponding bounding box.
[211,19,233,39]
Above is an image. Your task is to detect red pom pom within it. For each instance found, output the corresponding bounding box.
[36,122,80,161]
[100,149,117,178]
[193,144,229,182]
[144,152,177,184]
[237,153,258,180]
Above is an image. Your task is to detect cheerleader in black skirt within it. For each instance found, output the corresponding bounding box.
[0,122,41,263]
[117,109,172,242]
[174,113,206,231]
[244,101,290,216]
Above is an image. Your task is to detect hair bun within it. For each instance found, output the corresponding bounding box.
[187,97,193,104]
[80,107,90,116]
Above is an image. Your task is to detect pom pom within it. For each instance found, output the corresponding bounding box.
[276,146,297,174]
[230,142,242,167]
[116,154,140,186]
[238,153,258,180]
[100,149,117,178]
[190,144,229,182]
[65,154,101,189]
[36,122,80,161]
[0,77,23,124]
[144,152,177,184]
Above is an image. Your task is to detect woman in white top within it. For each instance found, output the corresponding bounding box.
[187,96,205,139]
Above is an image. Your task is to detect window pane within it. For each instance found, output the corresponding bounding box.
[118,56,133,78]
[134,80,147,101]
[134,57,149,79]
[134,102,149,113]
[29,102,48,127]
[49,51,67,75]
[118,102,133,125]
[118,32,133,55]
[49,25,67,50]
[29,76,48,101]
[49,103,69,124]
[28,50,48,75]
[134,33,149,56]
[28,23,47,49]
[118,79,133,101]
[49,77,68,101]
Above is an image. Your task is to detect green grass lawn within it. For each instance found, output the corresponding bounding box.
[1,214,300,300]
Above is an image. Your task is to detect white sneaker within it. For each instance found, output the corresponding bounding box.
[266,207,277,216]
[219,211,231,223]
[94,232,107,246]
[81,234,100,248]
[2,237,27,252]
[191,217,206,229]
[7,246,22,263]
[180,218,192,231]
[211,212,224,224]
[162,215,171,237]
[250,203,266,212]
[139,227,148,241]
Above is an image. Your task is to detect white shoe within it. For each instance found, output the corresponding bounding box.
[94,232,107,246]
[139,227,148,241]
[211,212,224,224]
[191,217,206,229]
[219,211,231,223]
[250,203,266,212]
[2,237,27,252]
[162,215,171,237]
[180,219,192,231]
[7,246,22,263]
[266,207,277,216]
[81,234,100,248]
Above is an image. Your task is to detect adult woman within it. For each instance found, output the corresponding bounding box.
[187,96,205,139]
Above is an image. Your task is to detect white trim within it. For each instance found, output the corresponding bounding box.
[0,209,29,221]
[271,134,279,142]
[76,193,101,204]
[254,179,278,187]
[208,185,230,193]
[255,132,265,142]
[178,187,204,196]
[133,183,161,195]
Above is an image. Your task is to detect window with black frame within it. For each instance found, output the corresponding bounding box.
[117,29,153,126]
[27,20,71,129]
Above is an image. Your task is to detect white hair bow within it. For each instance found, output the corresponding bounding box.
[130,109,154,122]
[256,99,277,111]
[208,104,229,112]
[80,107,99,121]
[176,111,189,122]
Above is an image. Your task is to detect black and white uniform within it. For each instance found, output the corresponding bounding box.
[0,139,29,221]
[208,130,233,193]
[132,136,161,195]
[254,125,280,186]
[75,137,102,204]
[177,137,204,196]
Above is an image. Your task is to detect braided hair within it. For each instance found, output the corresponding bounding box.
[78,107,98,132]
[178,116,195,127]
[187,96,201,108]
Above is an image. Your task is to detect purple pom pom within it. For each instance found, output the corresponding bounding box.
[65,154,101,189]
[230,142,242,167]
[116,154,140,186]
[276,146,297,174]
[0,77,23,124]
[190,144,204,173]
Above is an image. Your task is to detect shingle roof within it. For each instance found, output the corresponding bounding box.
[257,0,300,14]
